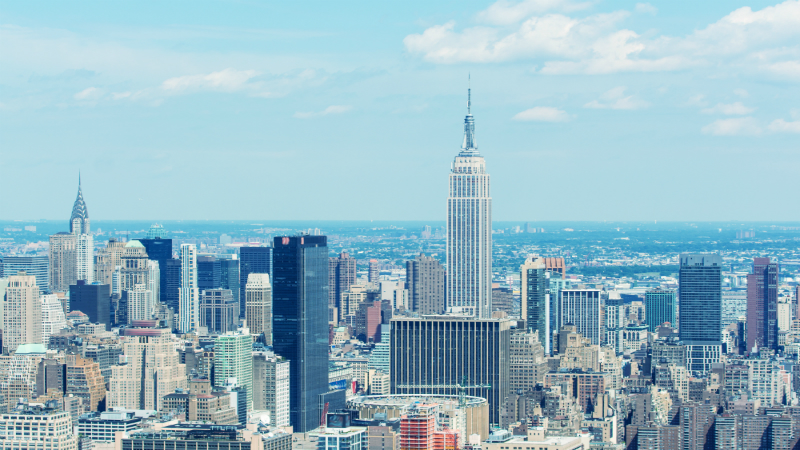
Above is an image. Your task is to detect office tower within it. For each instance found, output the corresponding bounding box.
[49,232,76,292]
[41,293,67,343]
[446,88,492,318]
[2,256,48,292]
[245,274,272,343]
[509,328,545,392]
[240,246,271,318]
[391,315,511,424]
[3,272,42,353]
[66,354,106,411]
[520,256,550,352]
[198,255,222,291]
[746,257,779,352]
[559,289,603,346]
[200,289,238,334]
[329,252,357,317]
[179,244,200,333]
[406,253,446,315]
[164,258,182,313]
[94,239,126,287]
[368,259,379,286]
[120,241,150,290]
[219,258,240,315]
[679,254,722,373]
[127,284,154,323]
[644,289,677,333]
[0,402,78,450]
[139,231,172,305]
[108,322,187,410]
[214,332,253,410]
[272,235,329,432]
[253,351,290,427]
[69,282,112,330]
[355,301,382,343]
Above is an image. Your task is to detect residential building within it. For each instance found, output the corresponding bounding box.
[41,293,67,343]
[509,327,546,391]
[127,284,155,323]
[447,88,492,318]
[179,244,200,333]
[3,271,42,353]
[644,289,677,333]
[272,235,329,432]
[49,232,76,292]
[406,253,446,315]
[245,274,272,343]
[253,351,290,427]
[214,332,253,411]
[329,252,357,321]
[0,401,78,450]
[520,256,549,352]
[66,354,106,411]
[559,289,603,346]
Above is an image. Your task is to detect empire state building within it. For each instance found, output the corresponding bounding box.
[447,89,492,318]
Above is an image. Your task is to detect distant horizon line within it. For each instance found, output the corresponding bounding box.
[2,219,799,224]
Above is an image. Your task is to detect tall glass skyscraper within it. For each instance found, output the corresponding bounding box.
[240,246,272,320]
[520,256,549,353]
[644,289,677,333]
[679,253,722,373]
[447,88,492,318]
[178,244,199,333]
[139,233,172,305]
[272,235,329,432]
[746,257,779,352]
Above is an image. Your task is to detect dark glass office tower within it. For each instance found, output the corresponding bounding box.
[644,289,677,333]
[197,256,222,291]
[164,259,182,314]
[69,281,112,330]
[746,257,779,352]
[240,246,272,319]
[679,254,723,373]
[220,259,240,317]
[139,238,172,305]
[272,236,328,432]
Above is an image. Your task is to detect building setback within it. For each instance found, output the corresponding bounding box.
[390,315,511,425]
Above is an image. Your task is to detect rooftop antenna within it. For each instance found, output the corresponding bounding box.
[468,73,471,114]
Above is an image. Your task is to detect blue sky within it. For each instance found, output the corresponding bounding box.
[1,0,799,222]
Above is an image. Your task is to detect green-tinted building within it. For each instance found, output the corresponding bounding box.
[214,332,253,411]
[645,289,677,333]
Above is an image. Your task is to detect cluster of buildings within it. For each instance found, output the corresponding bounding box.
[2,92,800,450]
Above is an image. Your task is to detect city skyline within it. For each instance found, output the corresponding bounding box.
[2,1,800,222]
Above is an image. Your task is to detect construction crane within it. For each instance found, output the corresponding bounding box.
[397,376,491,409]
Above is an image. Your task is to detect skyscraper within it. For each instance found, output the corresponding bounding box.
[679,253,723,373]
[239,246,272,320]
[644,289,677,333]
[164,258,182,313]
[200,289,238,334]
[214,332,253,411]
[406,253,446,315]
[272,235,329,432]
[520,256,549,352]
[245,274,272,344]
[368,259,379,286]
[179,244,200,333]
[3,271,43,353]
[252,351,290,427]
[447,88,492,318]
[197,256,222,291]
[70,176,93,283]
[69,282,112,330]
[139,229,172,305]
[41,293,67,343]
[49,232,76,292]
[559,289,603,346]
[746,257,779,352]
[329,252,357,321]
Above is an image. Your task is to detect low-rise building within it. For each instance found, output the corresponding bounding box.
[0,400,78,450]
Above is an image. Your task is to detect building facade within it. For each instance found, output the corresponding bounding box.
[520,256,549,352]
[213,332,253,411]
[679,254,722,373]
[245,274,272,343]
[746,257,779,352]
[644,289,677,333]
[69,282,112,330]
[559,290,604,346]
[406,253,446,315]
[179,244,200,333]
[3,272,42,353]
[446,89,492,319]
[253,351,290,427]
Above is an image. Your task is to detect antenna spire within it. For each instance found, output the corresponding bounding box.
[467,73,471,114]
[79,170,81,186]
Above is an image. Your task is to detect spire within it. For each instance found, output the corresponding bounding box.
[70,174,89,234]
[461,78,477,152]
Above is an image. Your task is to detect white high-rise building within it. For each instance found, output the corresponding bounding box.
[41,293,67,343]
[245,273,272,344]
[3,272,42,353]
[179,244,199,333]
[447,87,492,318]
[127,284,154,322]
[147,260,160,305]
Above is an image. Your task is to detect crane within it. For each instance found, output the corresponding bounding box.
[397,376,491,409]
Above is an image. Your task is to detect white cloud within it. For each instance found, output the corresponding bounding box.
[701,117,762,136]
[293,105,352,119]
[162,68,258,92]
[733,88,749,97]
[701,102,755,115]
[686,94,708,107]
[74,87,102,100]
[768,118,800,133]
[111,92,132,100]
[404,0,800,76]
[477,0,592,25]
[513,106,572,122]
[584,86,649,110]
[634,3,657,15]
